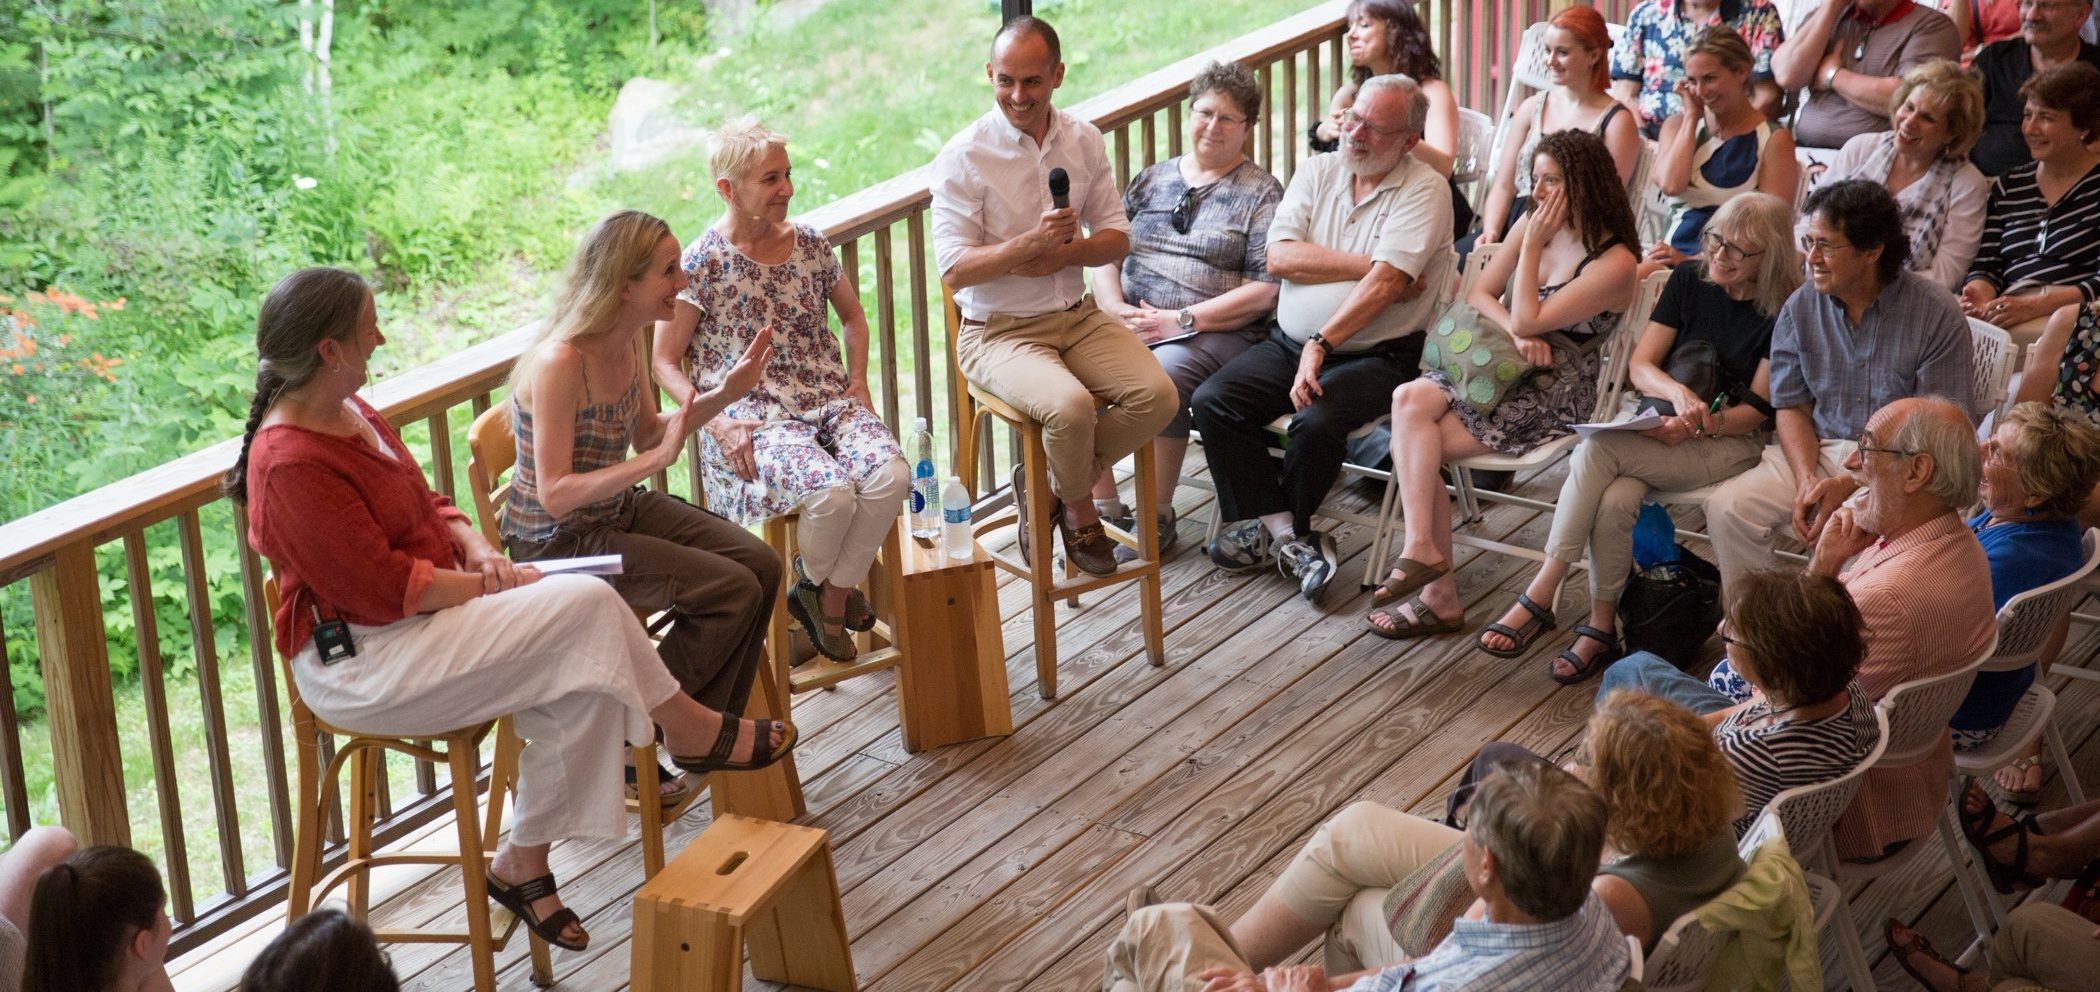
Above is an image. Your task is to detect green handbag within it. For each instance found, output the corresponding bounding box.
[1417,298,1542,416]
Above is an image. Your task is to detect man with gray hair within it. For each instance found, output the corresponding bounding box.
[1101,763,1629,992]
[1604,394,1995,861]
[1192,73,1456,601]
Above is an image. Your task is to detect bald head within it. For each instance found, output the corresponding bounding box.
[993,15,1061,65]
[1874,396,1981,514]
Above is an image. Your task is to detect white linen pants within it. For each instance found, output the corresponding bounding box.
[291,575,680,847]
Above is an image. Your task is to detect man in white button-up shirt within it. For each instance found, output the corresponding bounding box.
[933,16,1177,576]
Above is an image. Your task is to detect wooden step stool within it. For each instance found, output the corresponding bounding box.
[630,814,855,992]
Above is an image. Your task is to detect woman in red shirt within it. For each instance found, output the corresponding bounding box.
[227,267,795,953]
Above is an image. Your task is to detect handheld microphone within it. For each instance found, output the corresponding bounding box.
[1047,167,1072,242]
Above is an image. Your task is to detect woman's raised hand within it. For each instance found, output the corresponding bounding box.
[1523,187,1567,250]
[1673,78,1705,121]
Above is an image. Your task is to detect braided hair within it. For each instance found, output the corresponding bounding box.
[221,268,372,504]
[23,846,165,992]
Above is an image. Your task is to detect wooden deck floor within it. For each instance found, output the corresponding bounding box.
[166,457,2100,992]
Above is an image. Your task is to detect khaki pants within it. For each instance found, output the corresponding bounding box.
[1104,903,1251,992]
[1705,438,1856,589]
[958,299,1178,503]
[1543,430,1765,605]
[1989,902,2100,992]
[1271,800,1461,973]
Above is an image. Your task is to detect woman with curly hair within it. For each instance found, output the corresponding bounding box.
[1208,691,1742,982]
[1309,0,1457,176]
[1366,128,1639,640]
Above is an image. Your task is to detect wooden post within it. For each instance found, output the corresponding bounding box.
[30,544,130,845]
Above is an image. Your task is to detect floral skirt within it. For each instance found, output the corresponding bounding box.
[1426,344,1601,456]
[698,400,903,524]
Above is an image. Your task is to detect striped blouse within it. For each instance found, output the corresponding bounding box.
[1715,684,1880,837]
[1965,160,2100,302]
[501,374,640,543]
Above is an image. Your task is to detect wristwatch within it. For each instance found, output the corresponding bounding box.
[1176,308,1195,331]
[1310,333,1335,355]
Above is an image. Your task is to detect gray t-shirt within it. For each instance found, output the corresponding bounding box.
[1768,269,1977,437]
[1267,152,1454,351]
[1119,157,1282,313]
[1795,4,1961,149]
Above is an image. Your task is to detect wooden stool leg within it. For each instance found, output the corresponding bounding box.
[1023,426,1061,699]
[765,516,795,706]
[1133,441,1166,667]
[637,744,668,878]
[287,732,324,920]
[746,853,857,991]
[346,746,378,918]
[448,740,500,992]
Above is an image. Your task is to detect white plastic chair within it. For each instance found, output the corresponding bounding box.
[1454,107,1496,210]
[1968,317,2017,430]
[1486,21,1556,186]
[1625,138,1655,209]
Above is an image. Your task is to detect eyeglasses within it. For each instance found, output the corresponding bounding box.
[1342,109,1407,137]
[1191,107,1250,128]
[1855,430,1919,459]
[1702,232,1767,262]
[1170,184,1211,234]
[1798,235,1857,256]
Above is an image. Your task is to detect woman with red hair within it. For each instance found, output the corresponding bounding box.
[1479,6,1643,245]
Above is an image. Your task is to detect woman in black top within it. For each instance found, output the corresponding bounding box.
[1477,191,1797,683]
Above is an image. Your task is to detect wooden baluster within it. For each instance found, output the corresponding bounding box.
[232,509,293,870]
[908,212,934,429]
[1141,113,1157,170]
[180,509,246,893]
[1257,64,1274,176]
[1330,36,1344,108]
[30,543,129,847]
[426,411,455,504]
[1113,127,1131,191]
[1166,101,1183,159]
[0,614,33,841]
[876,226,901,431]
[1282,52,1298,184]
[1308,41,1323,151]
[124,532,196,923]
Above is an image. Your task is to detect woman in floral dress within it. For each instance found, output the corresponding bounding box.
[653,117,908,662]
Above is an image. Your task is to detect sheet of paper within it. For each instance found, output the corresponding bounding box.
[527,554,624,576]
[1569,413,1667,436]
[1145,331,1200,349]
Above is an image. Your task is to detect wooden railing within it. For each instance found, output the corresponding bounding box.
[0,0,1612,954]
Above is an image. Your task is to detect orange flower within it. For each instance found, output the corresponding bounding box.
[56,334,70,347]
[9,364,21,375]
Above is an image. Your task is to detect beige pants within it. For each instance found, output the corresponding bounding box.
[1543,430,1766,605]
[957,299,1178,503]
[1104,903,1251,992]
[1705,438,1856,588]
[1271,800,1461,973]
[1989,902,2100,992]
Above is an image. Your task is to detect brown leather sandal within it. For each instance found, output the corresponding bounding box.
[1370,557,1449,606]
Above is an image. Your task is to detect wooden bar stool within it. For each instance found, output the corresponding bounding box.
[943,288,1167,698]
[265,578,551,992]
[630,814,855,992]
[466,403,804,879]
[759,509,907,697]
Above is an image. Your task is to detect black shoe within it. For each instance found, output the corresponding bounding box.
[1277,530,1339,601]
[1207,520,1273,572]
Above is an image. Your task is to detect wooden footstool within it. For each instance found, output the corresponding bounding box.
[630,814,855,992]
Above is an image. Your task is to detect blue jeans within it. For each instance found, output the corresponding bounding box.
[1596,651,1734,715]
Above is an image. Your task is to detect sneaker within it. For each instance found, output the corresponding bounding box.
[1207,519,1274,572]
[1277,530,1339,601]
[1111,509,1179,565]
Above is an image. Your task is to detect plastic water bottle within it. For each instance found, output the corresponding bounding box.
[942,476,972,558]
[908,417,940,540]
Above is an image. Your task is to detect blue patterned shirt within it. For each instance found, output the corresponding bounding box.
[1344,892,1631,992]
[1768,269,1977,438]
[1611,0,1786,137]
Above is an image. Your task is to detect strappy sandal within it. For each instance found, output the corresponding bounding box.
[793,555,873,632]
[1885,919,1978,992]
[670,715,800,777]
[1959,780,2047,893]
[1370,557,1449,606]
[485,871,588,951]
[785,580,858,662]
[623,763,693,809]
[1995,754,2045,803]
[1478,593,1557,659]
[1365,596,1465,640]
[1550,625,1620,686]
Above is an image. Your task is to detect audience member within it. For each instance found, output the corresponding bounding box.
[1954,403,2100,797]
[0,827,72,992]
[22,845,168,992]
[1479,5,1641,244]
[932,16,1177,577]
[236,909,398,992]
[1611,0,1788,137]
[1640,396,1993,860]
[1644,26,1800,276]
[2015,300,2100,431]
[1439,693,1746,950]
[1774,0,1962,151]
[1798,59,1987,291]
[1309,0,1460,178]
[1961,61,2100,352]
[506,211,783,728]
[1970,0,2100,176]
[1953,0,2033,57]
[1088,61,1283,560]
[1193,74,1453,601]
[1959,779,2100,894]
[1889,903,2100,992]
[233,268,794,952]
[1481,193,1794,682]
[1598,569,1880,836]
[1104,763,1629,992]
[651,120,909,661]
[1365,129,1637,639]
[1706,180,1974,588]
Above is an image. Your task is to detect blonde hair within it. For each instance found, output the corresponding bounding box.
[1685,25,1754,75]
[708,115,790,185]
[511,209,671,405]
[2003,401,2100,517]
[1706,192,1800,317]
[1889,59,1985,160]
[1585,691,1742,859]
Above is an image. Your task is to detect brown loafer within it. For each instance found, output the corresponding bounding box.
[1062,518,1120,576]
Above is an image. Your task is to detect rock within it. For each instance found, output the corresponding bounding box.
[605,77,709,174]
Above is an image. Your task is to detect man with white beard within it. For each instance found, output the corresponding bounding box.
[1191,73,1455,601]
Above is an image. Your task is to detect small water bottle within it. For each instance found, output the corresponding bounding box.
[908,417,940,540]
[942,476,972,558]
